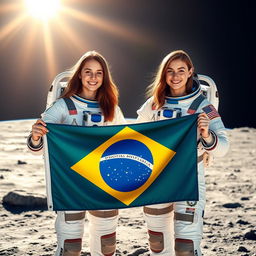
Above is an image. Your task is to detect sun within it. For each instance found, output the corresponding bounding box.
[24,0,61,21]
[0,0,149,81]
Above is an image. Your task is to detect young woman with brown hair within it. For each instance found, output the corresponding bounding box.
[137,50,229,256]
[28,50,126,256]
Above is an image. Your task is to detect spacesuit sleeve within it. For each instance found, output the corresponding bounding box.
[27,99,67,154]
[136,98,154,123]
[200,104,229,157]
[41,98,67,123]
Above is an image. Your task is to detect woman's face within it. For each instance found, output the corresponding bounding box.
[165,59,193,96]
[79,59,104,99]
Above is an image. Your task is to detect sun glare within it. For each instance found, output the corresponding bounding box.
[25,0,61,21]
[0,0,151,81]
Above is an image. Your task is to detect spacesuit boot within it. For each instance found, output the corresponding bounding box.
[143,203,175,255]
[87,210,119,256]
[55,211,86,256]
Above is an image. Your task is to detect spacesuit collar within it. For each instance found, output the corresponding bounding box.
[165,78,201,104]
[71,94,100,108]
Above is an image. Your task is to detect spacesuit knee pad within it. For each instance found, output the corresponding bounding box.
[87,210,118,255]
[63,238,82,256]
[175,239,194,256]
[143,205,174,254]
[148,230,164,253]
[55,211,85,256]
[175,238,201,256]
[101,232,116,256]
[55,238,82,256]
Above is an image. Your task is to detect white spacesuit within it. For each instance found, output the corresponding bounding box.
[27,94,126,256]
[136,79,229,256]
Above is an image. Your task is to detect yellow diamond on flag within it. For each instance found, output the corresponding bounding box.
[71,126,176,205]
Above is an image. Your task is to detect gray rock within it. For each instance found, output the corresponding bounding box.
[2,191,47,207]
[237,219,250,225]
[0,247,19,255]
[128,248,149,256]
[222,203,242,208]
[244,230,256,240]
[238,246,249,252]
[17,160,27,165]
[0,168,12,172]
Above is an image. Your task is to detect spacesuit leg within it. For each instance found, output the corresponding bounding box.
[143,203,174,255]
[55,211,86,256]
[174,163,206,256]
[87,210,119,256]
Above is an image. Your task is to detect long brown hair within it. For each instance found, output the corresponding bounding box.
[61,51,119,121]
[147,50,194,109]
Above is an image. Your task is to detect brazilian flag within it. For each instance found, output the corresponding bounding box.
[44,114,199,211]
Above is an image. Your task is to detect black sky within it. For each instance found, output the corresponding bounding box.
[0,0,255,128]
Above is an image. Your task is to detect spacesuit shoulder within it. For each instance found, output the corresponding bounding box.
[110,106,127,125]
[136,97,155,122]
[41,98,67,123]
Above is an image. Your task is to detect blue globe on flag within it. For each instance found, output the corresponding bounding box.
[100,139,153,192]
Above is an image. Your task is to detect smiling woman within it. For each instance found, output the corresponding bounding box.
[24,0,61,21]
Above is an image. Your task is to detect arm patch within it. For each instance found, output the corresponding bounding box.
[202,104,220,120]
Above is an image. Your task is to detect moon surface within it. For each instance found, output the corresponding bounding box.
[0,120,255,255]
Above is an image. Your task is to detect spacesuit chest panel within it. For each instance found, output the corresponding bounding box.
[63,97,104,127]
[82,109,104,126]
[155,101,192,121]
[155,106,182,121]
